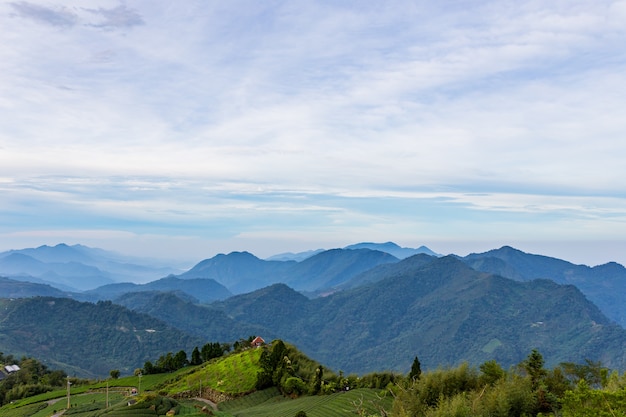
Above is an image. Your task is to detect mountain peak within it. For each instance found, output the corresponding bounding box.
[344,242,439,259]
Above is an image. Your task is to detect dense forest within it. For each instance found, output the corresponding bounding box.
[0,352,68,406]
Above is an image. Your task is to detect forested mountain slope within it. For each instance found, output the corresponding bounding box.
[145,256,626,374]
[0,297,203,378]
[114,291,270,341]
[463,246,626,327]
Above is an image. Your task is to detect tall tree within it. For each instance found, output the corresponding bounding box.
[524,349,547,389]
[173,350,188,369]
[409,356,422,380]
[313,365,323,394]
[190,346,202,366]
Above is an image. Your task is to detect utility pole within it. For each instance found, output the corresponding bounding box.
[138,372,142,394]
[66,377,72,409]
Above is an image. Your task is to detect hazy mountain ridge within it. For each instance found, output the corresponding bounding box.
[0,243,184,291]
[77,276,232,303]
[0,276,71,298]
[2,241,626,378]
[118,256,626,375]
[3,242,626,329]
[463,246,626,327]
[344,241,440,258]
[178,251,295,294]
[265,241,439,262]
[178,248,399,294]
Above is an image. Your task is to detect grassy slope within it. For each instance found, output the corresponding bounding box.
[219,388,392,417]
[0,348,391,417]
[163,348,263,396]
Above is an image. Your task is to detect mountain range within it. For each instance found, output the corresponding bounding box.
[0,243,184,291]
[1,241,625,378]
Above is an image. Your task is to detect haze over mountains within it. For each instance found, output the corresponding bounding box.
[0,243,184,291]
[1,241,625,378]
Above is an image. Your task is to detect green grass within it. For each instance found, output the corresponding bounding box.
[0,392,128,417]
[164,349,263,396]
[219,388,393,417]
[218,387,284,412]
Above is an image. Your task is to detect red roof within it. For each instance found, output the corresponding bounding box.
[251,336,265,346]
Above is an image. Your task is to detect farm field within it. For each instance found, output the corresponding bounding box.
[219,388,392,417]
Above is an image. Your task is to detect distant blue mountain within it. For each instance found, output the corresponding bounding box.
[266,242,439,261]
[0,243,184,291]
[178,251,295,294]
[344,242,439,258]
[462,246,626,327]
[79,276,232,303]
[265,249,325,261]
[0,276,70,298]
[179,248,398,294]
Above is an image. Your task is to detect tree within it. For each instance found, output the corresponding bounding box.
[109,369,120,379]
[523,349,546,389]
[312,366,323,394]
[560,359,608,388]
[201,342,225,362]
[173,350,188,369]
[190,346,202,366]
[409,356,422,380]
[143,361,155,375]
[479,359,505,386]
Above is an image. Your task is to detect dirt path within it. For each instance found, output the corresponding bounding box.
[193,396,218,411]
[47,398,65,417]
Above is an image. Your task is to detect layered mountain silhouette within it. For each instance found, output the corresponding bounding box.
[177,248,398,294]
[0,243,184,291]
[462,246,626,327]
[206,255,626,373]
[77,276,232,304]
[2,242,626,378]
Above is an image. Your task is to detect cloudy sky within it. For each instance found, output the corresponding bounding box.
[1,0,626,266]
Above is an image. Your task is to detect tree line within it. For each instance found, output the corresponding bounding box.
[141,336,255,375]
[0,353,68,406]
[392,349,626,417]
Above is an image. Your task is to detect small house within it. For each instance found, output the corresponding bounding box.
[4,365,20,373]
[251,336,265,347]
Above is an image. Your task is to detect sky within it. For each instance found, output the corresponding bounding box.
[1,0,626,266]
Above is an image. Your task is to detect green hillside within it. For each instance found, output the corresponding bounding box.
[0,297,203,377]
[220,388,393,417]
[163,348,264,396]
[2,342,626,417]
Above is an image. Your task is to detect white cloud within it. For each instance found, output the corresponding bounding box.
[1,0,625,264]
[9,2,79,27]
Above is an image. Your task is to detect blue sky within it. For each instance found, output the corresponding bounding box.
[1,1,626,266]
